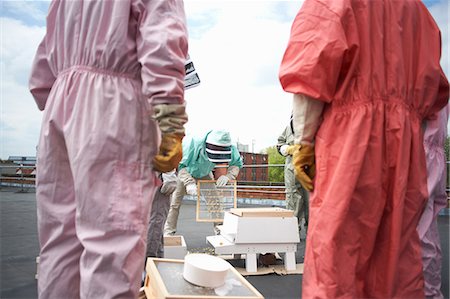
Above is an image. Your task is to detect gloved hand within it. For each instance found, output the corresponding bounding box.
[292,144,316,192]
[153,134,183,173]
[160,181,177,195]
[186,183,197,197]
[152,103,188,172]
[216,175,230,187]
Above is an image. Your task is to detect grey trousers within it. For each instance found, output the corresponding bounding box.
[146,189,170,258]
[164,175,212,235]
[285,165,309,233]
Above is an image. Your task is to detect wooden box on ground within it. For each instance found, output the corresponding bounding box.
[163,235,187,259]
[144,258,264,299]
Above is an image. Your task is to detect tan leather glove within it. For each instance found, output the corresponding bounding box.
[153,134,183,173]
[292,144,316,192]
[152,103,188,172]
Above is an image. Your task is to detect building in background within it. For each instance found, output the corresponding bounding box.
[237,142,249,153]
[7,156,37,175]
[1,156,36,189]
[238,152,268,183]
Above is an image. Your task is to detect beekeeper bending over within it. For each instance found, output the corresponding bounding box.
[164,130,243,235]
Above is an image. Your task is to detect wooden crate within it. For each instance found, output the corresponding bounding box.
[144,258,264,299]
[163,235,187,259]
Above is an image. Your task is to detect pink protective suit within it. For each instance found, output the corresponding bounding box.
[417,104,449,299]
[279,0,449,298]
[29,1,187,298]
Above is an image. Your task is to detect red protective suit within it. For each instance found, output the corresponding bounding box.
[279,0,449,298]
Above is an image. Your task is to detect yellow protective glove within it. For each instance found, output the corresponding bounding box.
[153,134,183,173]
[285,145,297,156]
[292,144,316,192]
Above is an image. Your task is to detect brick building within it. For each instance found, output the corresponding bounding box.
[237,152,268,183]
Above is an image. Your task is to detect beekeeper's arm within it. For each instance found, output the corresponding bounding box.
[176,140,198,196]
[292,94,324,145]
[225,166,240,180]
[277,126,297,156]
[178,168,197,196]
[160,170,178,195]
[278,0,350,191]
[132,0,188,172]
[216,148,243,186]
[227,148,243,179]
[29,38,57,111]
[291,94,324,191]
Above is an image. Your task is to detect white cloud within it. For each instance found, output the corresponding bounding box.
[428,1,449,77]
[184,0,450,152]
[0,0,448,159]
[427,1,449,133]
[1,1,48,23]
[1,17,45,158]
[184,1,302,152]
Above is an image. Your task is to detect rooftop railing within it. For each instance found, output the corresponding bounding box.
[2,162,450,206]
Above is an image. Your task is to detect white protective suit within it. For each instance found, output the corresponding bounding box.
[28,1,188,298]
[277,123,310,234]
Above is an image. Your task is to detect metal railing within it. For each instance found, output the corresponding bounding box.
[0,164,36,192]
[2,161,449,204]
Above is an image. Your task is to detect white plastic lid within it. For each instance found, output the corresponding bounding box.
[183,253,231,288]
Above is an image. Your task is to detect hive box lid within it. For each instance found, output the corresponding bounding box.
[220,212,300,244]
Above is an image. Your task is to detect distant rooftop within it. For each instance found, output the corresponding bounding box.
[7,156,37,165]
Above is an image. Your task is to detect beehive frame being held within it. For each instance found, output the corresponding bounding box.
[196,180,237,222]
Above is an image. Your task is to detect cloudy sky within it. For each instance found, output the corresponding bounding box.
[0,0,448,159]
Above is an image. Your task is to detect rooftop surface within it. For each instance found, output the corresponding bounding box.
[1,188,448,299]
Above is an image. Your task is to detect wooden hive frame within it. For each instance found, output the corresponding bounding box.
[195,180,237,223]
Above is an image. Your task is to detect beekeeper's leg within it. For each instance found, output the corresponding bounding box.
[285,165,301,231]
[164,178,186,235]
[420,218,444,299]
[298,183,309,239]
[417,142,447,299]
[36,116,83,299]
[73,159,156,299]
[147,189,170,258]
[66,73,158,299]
